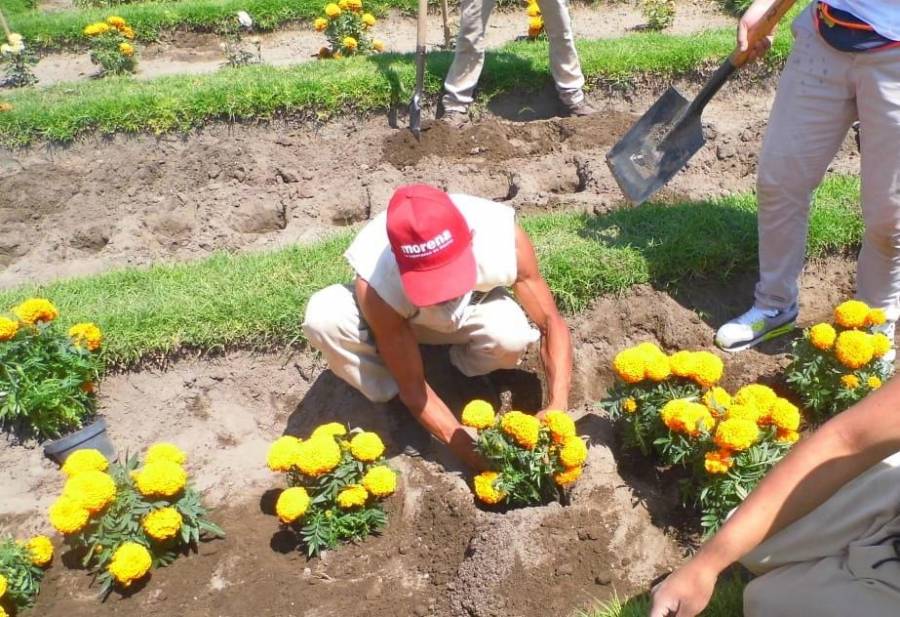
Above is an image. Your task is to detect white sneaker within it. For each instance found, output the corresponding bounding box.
[715,304,799,352]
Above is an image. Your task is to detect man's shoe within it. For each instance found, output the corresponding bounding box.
[563,99,596,117]
[715,304,799,352]
[441,110,470,129]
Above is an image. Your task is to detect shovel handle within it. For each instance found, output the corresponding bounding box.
[729,0,797,68]
[416,0,427,47]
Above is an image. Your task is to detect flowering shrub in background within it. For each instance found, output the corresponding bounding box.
[524,0,544,40]
[83,16,138,75]
[1,32,38,88]
[314,0,384,59]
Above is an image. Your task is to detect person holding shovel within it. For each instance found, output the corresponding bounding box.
[714,0,900,357]
[302,184,573,470]
[439,0,594,126]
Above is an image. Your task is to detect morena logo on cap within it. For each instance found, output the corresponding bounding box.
[400,230,454,258]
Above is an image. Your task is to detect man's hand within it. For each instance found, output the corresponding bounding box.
[648,562,718,617]
[737,0,778,63]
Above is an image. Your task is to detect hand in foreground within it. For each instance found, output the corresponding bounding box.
[737,0,777,63]
[648,561,718,617]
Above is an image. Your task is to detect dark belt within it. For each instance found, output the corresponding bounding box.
[815,2,900,53]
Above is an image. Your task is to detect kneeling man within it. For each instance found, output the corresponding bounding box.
[303,184,572,470]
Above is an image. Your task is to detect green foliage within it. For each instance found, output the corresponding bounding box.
[84,19,138,76]
[476,423,563,506]
[716,0,753,16]
[0,320,101,440]
[1,40,38,88]
[0,536,46,610]
[642,0,675,31]
[317,3,379,57]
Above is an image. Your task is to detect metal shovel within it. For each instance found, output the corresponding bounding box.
[408,0,428,139]
[606,0,796,205]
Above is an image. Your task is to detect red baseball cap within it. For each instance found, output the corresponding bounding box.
[386,184,476,307]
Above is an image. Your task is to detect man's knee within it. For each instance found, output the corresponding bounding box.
[302,285,354,350]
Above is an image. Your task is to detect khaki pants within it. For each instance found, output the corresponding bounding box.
[441,0,585,113]
[741,452,900,617]
[754,5,900,321]
[302,284,540,402]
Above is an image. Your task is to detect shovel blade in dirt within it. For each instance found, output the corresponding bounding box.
[408,0,428,140]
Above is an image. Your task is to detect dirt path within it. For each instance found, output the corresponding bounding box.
[30,1,732,87]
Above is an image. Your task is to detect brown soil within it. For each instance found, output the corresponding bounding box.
[31,1,733,86]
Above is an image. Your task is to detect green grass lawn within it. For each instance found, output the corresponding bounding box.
[0,175,861,367]
[583,573,746,617]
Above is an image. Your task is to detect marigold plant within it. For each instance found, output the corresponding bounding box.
[786,299,892,422]
[83,16,138,76]
[603,341,798,534]
[47,445,223,598]
[524,0,544,39]
[0,298,102,439]
[463,400,586,507]
[1,32,38,88]
[0,534,52,611]
[315,0,383,58]
[266,424,396,557]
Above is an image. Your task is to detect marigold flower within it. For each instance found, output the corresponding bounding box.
[311,422,348,439]
[67,322,103,351]
[661,399,714,436]
[0,317,18,341]
[714,418,759,452]
[372,39,385,52]
[528,16,544,30]
[336,484,368,509]
[668,350,697,378]
[776,428,800,444]
[61,448,108,477]
[868,376,883,390]
[528,25,543,37]
[691,351,724,388]
[134,461,187,498]
[835,330,875,369]
[119,42,134,57]
[612,347,645,384]
[724,403,760,424]
[362,465,397,497]
[325,3,342,18]
[342,36,358,51]
[83,22,111,36]
[106,16,126,28]
[840,374,859,389]
[346,0,362,11]
[808,323,837,350]
[554,465,582,487]
[13,298,58,325]
[267,436,302,472]
[768,398,800,432]
[558,435,588,467]
[622,398,638,413]
[834,299,870,329]
[473,471,505,505]
[314,17,328,31]
[733,384,777,414]
[145,442,187,466]
[338,0,349,8]
[349,431,385,462]
[638,342,671,381]
[108,542,152,587]
[543,409,575,444]
[866,308,887,327]
[526,2,541,17]
[500,411,541,449]
[704,450,733,475]
[49,496,91,535]
[871,332,892,358]
[63,470,116,514]
[276,487,310,523]
[702,387,731,416]
[26,535,54,567]
[461,399,495,430]
[121,26,135,39]
[0,573,6,597]
[142,507,183,541]
[362,12,376,27]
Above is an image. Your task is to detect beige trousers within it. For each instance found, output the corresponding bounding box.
[302,284,540,403]
[741,451,900,616]
[441,0,586,113]
[754,5,900,321]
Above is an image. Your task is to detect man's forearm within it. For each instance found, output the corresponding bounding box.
[541,315,572,409]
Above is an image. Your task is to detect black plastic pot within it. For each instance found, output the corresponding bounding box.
[43,418,116,465]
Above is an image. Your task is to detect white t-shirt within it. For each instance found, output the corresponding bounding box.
[344,193,519,327]
[824,1,900,41]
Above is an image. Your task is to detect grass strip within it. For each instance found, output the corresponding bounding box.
[0,26,794,146]
[581,573,746,617]
[0,175,861,367]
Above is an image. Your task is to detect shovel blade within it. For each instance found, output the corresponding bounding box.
[408,94,422,140]
[606,87,706,205]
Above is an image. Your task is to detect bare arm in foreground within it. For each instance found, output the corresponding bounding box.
[649,376,900,617]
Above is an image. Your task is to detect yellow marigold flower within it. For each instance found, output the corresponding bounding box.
[808,323,837,351]
[776,428,800,444]
[121,26,135,39]
[106,16,126,27]
[768,398,800,431]
[346,0,362,10]
[834,299,870,329]
[349,431,385,462]
[691,351,724,388]
[142,507,183,541]
[733,384,777,414]
[276,487,310,523]
[704,450,733,475]
[702,387,731,416]
[500,411,541,450]
[554,465,582,487]
[325,3,342,18]
[134,461,187,498]
[835,330,875,369]
[622,398,638,413]
[362,465,397,497]
[725,403,760,424]
[27,535,54,567]
[667,351,697,379]
[49,496,91,535]
[61,448,108,477]
[342,36,358,51]
[13,298,59,325]
[526,2,541,17]
[558,435,588,467]
[119,42,134,57]
[83,22,110,36]
[866,308,887,327]
[362,12,376,26]
[0,317,18,341]
[108,542,152,588]
[314,17,328,31]
[473,471,505,505]
[543,409,575,444]
[868,376,883,390]
[841,374,860,389]
[372,39,385,52]
[637,343,671,381]
[0,605,6,617]
[612,347,645,384]
[68,322,103,351]
[311,422,347,440]
[296,435,343,475]
[267,435,302,472]
[871,332,892,358]
[63,470,116,514]
[661,399,714,436]
[336,484,368,509]
[528,16,544,30]
[145,442,187,466]
[714,418,759,452]
[0,573,6,597]
[461,399,495,430]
